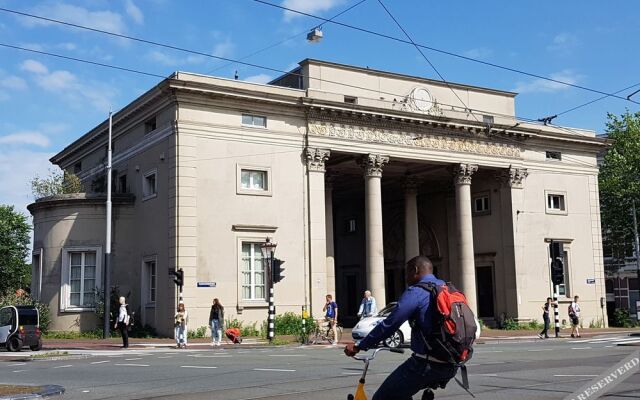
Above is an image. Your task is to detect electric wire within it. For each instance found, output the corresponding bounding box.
[250,0,639,106]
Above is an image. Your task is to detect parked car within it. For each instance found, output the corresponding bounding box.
[0,306,43,352]
[351,302,482,348]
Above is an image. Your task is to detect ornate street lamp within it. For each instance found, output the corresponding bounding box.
[261,237,277,343]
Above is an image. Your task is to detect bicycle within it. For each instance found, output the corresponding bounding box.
[310,319,343,345]
[347,347,406,400]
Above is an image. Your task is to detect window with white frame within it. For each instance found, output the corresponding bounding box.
[237,165,272,196]
[146,259,156,303]
[31,251,42,301]
[143,169,157,200]
[61,247,101,311]
[242,114,267,128]
[472,193,490,215]
[546,191,567,214]
[241,242,266,301]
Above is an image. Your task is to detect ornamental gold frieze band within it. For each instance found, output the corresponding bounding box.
[308,122,521,158]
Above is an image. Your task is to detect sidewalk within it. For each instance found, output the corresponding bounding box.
[478,327,640,341]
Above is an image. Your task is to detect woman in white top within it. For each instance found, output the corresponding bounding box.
[174,303,188,348]
[569,295,581,338]
[113,296,130,348]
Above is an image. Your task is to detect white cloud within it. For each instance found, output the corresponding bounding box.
[0,149,56,217]
[512,69,585,94]
[21,60,117,112]
[1,76,28,90]
[20,43,45,52]
[547,33,580,53]
[22,3,127,34]
[281,0,345,21]
[21,59,48,74]
[57,42,77,51]
[147,51,206,67]
[124,0,144,25]
[244,74,274,84]
[463,47,493,60]
[212,38,235,59]
[0,131,51,147]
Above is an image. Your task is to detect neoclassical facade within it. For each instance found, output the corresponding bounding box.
[29,59,608,334]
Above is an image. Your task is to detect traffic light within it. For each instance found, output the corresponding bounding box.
[549,242,564,286]
[272,258,285,283]
[172,268,184,290]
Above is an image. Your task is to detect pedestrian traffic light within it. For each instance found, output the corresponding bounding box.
[272,259,285,283]
[172,268,184,290]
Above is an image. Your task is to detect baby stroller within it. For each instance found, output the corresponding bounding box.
[224,328,242,344]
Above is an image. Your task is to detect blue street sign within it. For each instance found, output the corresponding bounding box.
[197,282,217,288]
[586,278,595,284]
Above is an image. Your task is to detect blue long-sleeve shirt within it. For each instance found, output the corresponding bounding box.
[357,274,444,354]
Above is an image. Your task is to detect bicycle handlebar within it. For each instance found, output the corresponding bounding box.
[352,347,405,361]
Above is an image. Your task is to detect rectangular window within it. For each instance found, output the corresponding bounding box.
[146,260,156,303]
[545,191,567,215]
[143,169,157,200]
[472,194,490,216]
[32,252,42,301]
[483,115,494,125]
[237,165,272,196]
[118,174,128,194]
[145,117,157,134]
[241,243,265,301]
[68,251,97,308]
[344,96,357,104]
[546,151,562,161]
[242,114,267,128]
[345,218,357,233]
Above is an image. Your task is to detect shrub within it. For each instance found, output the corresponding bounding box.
[0,292,51,333]
[225,318,261,337]
[588,318,604,329]
[527,319,543,330]
[130,324,158,338]
[187,326,207,339]
[612,309,634,328]
[44,330,103,339]
[501,318,520,330]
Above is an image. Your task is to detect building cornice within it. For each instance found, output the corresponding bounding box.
[27,193,135,215]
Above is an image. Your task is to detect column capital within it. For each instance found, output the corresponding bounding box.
[403,176,419,194]
[358,154,389,177]
[305,148,330,172]
[497,167,529,189]
[453,163,478,185]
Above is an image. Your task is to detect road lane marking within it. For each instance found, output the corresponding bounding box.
[180,366,218,369]
[477,350,503,353]
[527,349,553,352]
[125,358,142,361]
[8,363,26,366]
[53,365,72,368]
[342,372,361,375]
[254,368,296,372]
[268,354,305,357]
[114,363,149,367]
[157,356,172,359]
[12,370,27,373]
[191,355,232,358]
[90,361,110,364]
[571,347,592,350]
[554,374,598,377]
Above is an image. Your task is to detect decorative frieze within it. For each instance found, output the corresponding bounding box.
[453,164,478,185]
[358,154,389,177]
[497,167,529,189]
[308,122,521,159]
[304,148,330,172]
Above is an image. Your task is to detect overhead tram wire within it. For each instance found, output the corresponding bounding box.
[250,0,639,106]
[554,81,640,118]
[376,0,479,123]
[206,0,369,74]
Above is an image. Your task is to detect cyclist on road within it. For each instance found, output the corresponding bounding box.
[344,256,458,400]
[323,294,339,345]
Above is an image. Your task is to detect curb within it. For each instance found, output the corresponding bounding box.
[0,385,64,400]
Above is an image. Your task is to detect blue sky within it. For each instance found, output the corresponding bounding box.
[1,0,639,217]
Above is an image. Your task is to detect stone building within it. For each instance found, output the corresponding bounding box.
[29,59,608,334]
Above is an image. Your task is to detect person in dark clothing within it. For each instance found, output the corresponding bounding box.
[209,298,224,346]
[113,296,130,348]
[344,256,458,400]
[538,297,553,339]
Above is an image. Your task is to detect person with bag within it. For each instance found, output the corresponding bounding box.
[357,290,378,319]
[209,298,224,346]
[538,297,553,339]
[569,295,581,338]
[113,296,130,349]
[344,256,476,400]
[174,302,188,348]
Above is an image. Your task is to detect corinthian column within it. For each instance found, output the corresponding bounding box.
[359,154,389,307]
[454,163,478,315]
[305,148,330,317]
[404,177,420,262]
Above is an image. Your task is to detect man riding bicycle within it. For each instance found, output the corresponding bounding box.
[322,294,339,345]
[344,256,458,400]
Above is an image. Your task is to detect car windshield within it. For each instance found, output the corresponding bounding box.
[18,310,38,326]
[377,303,397,317]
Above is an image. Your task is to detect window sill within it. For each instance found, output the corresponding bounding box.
[238,301,268,309]
[145,302,156,308]
[142,193,158,202]
[545,209,568,216]
[61,307,96,313]
[237,189,272,197]
[241,124,268,129]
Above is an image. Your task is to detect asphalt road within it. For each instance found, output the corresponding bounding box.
[1,334,639,400]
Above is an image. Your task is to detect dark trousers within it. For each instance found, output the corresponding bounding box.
[540,315,550,337]
[118,322,129,348]
[372,355,458,400]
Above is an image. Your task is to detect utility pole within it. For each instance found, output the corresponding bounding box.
[103,110,113,339]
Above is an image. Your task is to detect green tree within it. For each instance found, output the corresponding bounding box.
[0,205,31,294]
[599,111,640,265]
[30,168,82,200]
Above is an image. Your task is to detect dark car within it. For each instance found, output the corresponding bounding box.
[0,306,43,352]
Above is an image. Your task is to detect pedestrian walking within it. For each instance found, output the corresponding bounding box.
[538,297,553,339]
[174,302,188,348]
[209,298,224,346]
[569,295,581,338]
[357,290,377,319]
[114,296,130,348]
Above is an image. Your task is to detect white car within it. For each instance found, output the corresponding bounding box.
[351,302,482,348]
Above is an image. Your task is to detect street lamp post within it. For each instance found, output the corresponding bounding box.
[261,238,277,343]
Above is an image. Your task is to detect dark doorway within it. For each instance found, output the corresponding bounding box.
[476,265,495,318]
[337,265,363,328]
